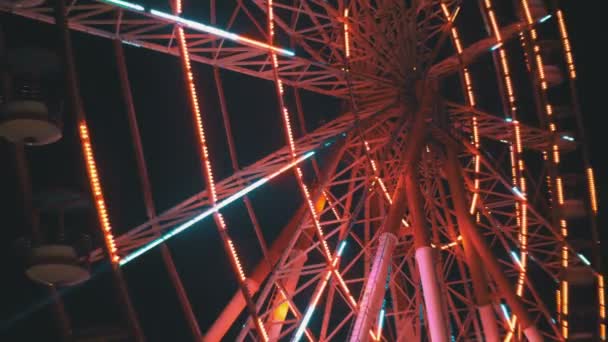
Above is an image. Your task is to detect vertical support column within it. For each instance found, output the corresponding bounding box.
[444,147,499,342]
[49,285,72,341]
[350,81,432,342]
[350,232,398,341]
[405,167,449,342]
[52,1,144,340]
[443,144,542,342]
[112,39,202,341]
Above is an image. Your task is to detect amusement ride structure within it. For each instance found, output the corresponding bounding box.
[0,0,604,340]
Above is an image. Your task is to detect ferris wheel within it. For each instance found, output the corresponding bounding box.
[1,0,604,341]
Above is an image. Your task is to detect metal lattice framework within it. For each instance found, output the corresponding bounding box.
[3,0,605,340]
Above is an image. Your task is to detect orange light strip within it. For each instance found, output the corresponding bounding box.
[269,0,357,309]
[557,288,561,317]
[79,122,120,263]
[343,9,350,58]
[556,177,564,205]
[430,235,463,250]
[520,1,572,334]
[441,2,482,215]
[323,191,341,221]
[177,26,252,282]
[363,140,410,228]
[562,280,569,338]
[600,275,606,340]
[556,10,577,79]
[483,1,529,336]
[587,168,598,214]
[175,1,268,340]
[554,8,605,338]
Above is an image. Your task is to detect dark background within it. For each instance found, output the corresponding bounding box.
[0,1,605,341]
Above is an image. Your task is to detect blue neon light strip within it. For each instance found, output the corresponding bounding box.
[105,0,144,11]
[293,305,315,342]
[377,308,386,335]
[539,14,552,23]
[501,303,511,320]
[490,42,503,51]
[561,135,575,142]
[577,253,591,266]
[338,240,347,256]
[512,187,526,200]
[292,239,349,342]
[510,251,523,269]
[119,151,315,266]
[489,14,552,53]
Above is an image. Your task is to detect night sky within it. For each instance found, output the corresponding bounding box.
[1,2,606,341]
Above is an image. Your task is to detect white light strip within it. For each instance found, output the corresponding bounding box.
[578,253,591,266]
[539,14,552,23]
[120,151,314,266]
[149,9,294,56]
[105,0,144,11]
[98,0,295,56]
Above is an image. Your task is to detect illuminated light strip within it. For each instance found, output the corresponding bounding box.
[577,254,591,266]
[556,10,577,79]
[117,153,315,264]
[103,0,272,49]
[372,268,391,341]
[292,241,347,342]
[343,9,350,58]
[104,0,144,11]
[483,1,530,336]
[440,3,461,23]
[512,187,526,201]
[539,14,552,23]
[345,10,409,229]
[364,141,410,228]
[431,235,463,250]
[272,287,314,342]
[95,0,295,57]
[501,304,514,328]
[119,153,311,264]
[377,177,410,228]
[175,21,257,290]
[557,288,561,319]
[441,3,482,215]
[521,2,573,333]
[374,308,386,341]
[556,177,564,205]
[599,275,606,340]
[267,0,356,310]
[552,144,560,164]
[510,251,523,270]
[501,302,517,342]
[561,135,575,142]
[587,168,598,214]
[150,9,294,56]
[79,122,120,264]
[323,191,341,221]
[175,4,271,337]
[562,280,569,338]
